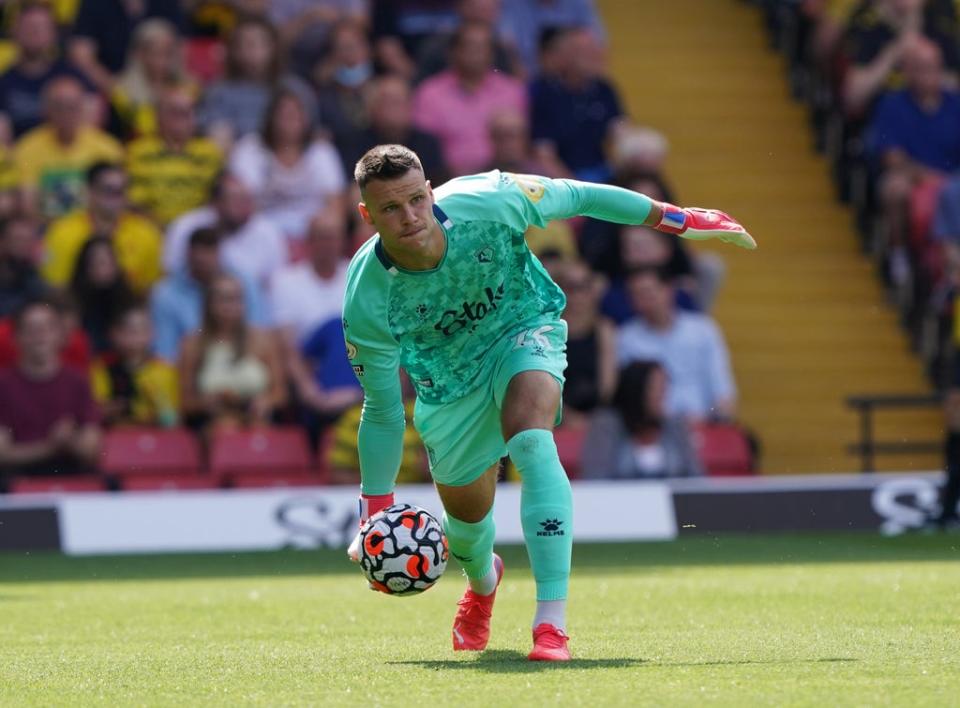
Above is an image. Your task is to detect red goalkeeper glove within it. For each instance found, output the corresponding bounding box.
[654,202,757,250]
[347,492,394,562]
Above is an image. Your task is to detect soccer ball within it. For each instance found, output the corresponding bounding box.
[358,503,448,596]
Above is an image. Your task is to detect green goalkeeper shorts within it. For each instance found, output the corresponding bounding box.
[413,318,568,488]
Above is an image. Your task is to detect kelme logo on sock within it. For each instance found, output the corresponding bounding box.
[537,519,565,537]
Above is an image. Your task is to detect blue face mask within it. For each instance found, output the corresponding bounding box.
[335,62,373,88]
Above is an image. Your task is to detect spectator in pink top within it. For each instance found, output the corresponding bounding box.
[412,21,526,176]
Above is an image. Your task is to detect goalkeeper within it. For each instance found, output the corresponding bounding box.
[344,144,755,662]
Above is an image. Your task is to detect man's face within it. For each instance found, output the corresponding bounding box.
[308,215,346,271]
[369,79,412,134]
[452,25,493,78]
[188,243,220,282]
[359,170,436,258]
[89,169,128,217]
[17,8,56,57]
[46,80,84,137]
[216,177,254,230]
[904,42,944,99]
[627,271,673,321]
[16,305,63,365]
[157,90,197,144]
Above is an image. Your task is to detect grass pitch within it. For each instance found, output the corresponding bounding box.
[2,533,959,707]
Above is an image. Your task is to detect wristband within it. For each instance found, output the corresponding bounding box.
[654,202,687,235]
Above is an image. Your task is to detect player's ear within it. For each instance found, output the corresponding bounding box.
[426,180,434,200]
[357,201,374,226]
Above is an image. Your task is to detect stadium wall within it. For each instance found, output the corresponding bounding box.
[0,474,942,554]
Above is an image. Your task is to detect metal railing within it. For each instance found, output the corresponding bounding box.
[845,394,942,473]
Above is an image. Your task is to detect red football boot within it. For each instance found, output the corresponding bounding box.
[527,623,571,662]
[451,554,504,651]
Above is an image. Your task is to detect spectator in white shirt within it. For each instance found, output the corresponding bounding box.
[270,209,360,422]
[229,87,346,241]
[617,264,736,422]
[163,172,287,291]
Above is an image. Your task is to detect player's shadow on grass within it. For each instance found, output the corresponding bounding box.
[388,650,645,673]
[388,654,857,674]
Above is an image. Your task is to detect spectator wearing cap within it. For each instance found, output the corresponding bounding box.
[229,88,346,241]
[0,297,101,480]
[0,2,94,139]
[151,227,267,362]
[127,85,222,226]
[413,21,526,176]
[14,76,124,221]
[617,264,736,423]
[164,172,287,290]
[42,161,162,296]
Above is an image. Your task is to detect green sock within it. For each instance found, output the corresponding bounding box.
[443,507,495,583]
[507,428,572,601]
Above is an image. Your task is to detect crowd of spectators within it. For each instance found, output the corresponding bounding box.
[0,0,747,490]
[769,0,960,377]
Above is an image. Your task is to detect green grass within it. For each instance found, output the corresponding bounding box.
[2,533,960,707]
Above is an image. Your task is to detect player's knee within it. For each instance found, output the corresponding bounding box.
[501,372,560,440]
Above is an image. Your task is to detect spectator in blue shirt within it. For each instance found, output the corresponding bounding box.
[617,264,736,422]
[867,37,960,287]
[498,0,605,75]
[529,26,624,182]
[150,227,267,362]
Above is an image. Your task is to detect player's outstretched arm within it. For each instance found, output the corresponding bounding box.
[522,175,757,250]
[645,201,757,250]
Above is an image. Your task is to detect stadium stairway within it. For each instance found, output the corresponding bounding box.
[597,0,942,473]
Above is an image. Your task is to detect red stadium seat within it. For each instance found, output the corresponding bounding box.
[119,473,220,492]
[209,426,313,485]
[230,473,324,489]
[553,425,585,479]
[909,176,948,286]
[9,475,106,493]
[100,428,203,477]
[692,423,755,476]
[184,38,225,84]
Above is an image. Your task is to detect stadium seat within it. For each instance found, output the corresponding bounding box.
[230,473,324,489]
[9,475,106,493]
[553,425,585,479]
[119,473,220,492]
[100,428,203,478]
[909,176,948,285]
[209,426,313,485]
[692,423,755,476]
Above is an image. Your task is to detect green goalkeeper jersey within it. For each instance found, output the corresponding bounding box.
[343,170,654,494]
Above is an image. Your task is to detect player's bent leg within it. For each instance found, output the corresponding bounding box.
[436,463,505,651]
[502,371,573,661]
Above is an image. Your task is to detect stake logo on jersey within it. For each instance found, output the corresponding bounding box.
[434,282,505,336]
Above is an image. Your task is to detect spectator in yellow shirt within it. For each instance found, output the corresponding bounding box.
[42,161,163,295]
[127,84,222,225]
[91,304,179,428]
[14,76,124,220]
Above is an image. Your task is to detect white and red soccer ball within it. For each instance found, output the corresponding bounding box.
[358,503,448,596]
